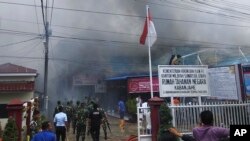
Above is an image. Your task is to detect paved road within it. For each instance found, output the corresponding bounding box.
[66,115,138,141]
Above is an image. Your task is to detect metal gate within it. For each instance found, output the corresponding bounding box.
[137,100,250,140]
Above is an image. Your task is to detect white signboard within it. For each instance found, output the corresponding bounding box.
[158,65,209,97]
[208,66,239,100]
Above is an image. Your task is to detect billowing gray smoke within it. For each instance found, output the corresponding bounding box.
[1,0,250,119]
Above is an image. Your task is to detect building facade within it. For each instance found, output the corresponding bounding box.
[0,63,37,126]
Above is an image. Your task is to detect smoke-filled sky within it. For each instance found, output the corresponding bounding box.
[1,0,250,109]
[1,0,250,73]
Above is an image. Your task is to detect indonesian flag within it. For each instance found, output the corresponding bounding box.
[140,7,157,47]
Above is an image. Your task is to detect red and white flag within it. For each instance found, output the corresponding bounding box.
[140,7,157,47]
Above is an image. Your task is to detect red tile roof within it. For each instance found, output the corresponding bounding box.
[0,63,37,73]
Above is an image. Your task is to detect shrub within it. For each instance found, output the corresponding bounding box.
[126,98,137,122]
[126,98,137,115]
[157,104,178,141]
[0,121,3,138]
[3,116,18,141]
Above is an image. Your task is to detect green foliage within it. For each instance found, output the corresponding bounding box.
[3,116,18,141]
[158,103,178,141]
[126,98,137,114]
[159,104,173,130]
[0,121,3,138]
[40,114,46,122]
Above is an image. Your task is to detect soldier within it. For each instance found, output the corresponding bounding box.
[99,107,110,140]
[54,101,63,117]
[72,101,80,134]
[65,101,73,132]
[30,110,41,140]
[88,103,103,141]
[76,102,89,141]
[87,100,95,112]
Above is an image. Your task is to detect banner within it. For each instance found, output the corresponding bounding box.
[128,77,159,93]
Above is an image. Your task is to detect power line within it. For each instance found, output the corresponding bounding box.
[0,37,41,48]
[189,0,250,20]
[2,1,250,49]
[146,0,250,23]
[50,33,250,50]
[2,1,250,31]
[40,0,46,29]
[49,0,55,27]
[0,28,41,36]
[33,0,41,34]
[2,0,250,23]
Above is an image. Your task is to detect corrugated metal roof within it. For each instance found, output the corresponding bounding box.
[106,73,158,80]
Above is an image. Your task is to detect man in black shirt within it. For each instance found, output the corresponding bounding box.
[88,103,103,141]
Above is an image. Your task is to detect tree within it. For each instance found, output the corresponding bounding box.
[126,98,137,122]
[0,121,3,139]
[157,104,178,141]
[3,116,18,141]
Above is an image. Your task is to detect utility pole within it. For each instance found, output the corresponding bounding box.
[43,0,49,116]
[43,21,49,116]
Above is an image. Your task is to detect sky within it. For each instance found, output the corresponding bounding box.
[1,0,250,115]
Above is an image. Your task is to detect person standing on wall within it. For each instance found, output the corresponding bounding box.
[54,106,68,141]
[118,98,126,133]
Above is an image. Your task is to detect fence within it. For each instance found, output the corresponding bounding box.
[137,100,250,140]
[169,101,250,134]
[137,106,152,141]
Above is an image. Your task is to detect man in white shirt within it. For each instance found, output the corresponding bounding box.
[136,96,142,107]
[141,101,148,115]
[54,106,68,141]
[141,101,149,133]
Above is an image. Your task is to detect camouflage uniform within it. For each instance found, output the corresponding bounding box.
[76,103,89,141]
[53,101,63,117]
[72,101,80,134]
[87,101,95,113]
[30,111,41,140]
[65,102,73,132]
[99,107,109,140]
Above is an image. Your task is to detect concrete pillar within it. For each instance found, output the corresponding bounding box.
[7,98,23,141]
[148,96,164,141]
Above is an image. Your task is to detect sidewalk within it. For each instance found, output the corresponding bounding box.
[66,115,138,141]
[106,112,130,121]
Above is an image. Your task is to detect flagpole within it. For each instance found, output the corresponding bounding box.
[146,5,154,98]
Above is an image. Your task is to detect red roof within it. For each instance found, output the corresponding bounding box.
[0,63,37,73]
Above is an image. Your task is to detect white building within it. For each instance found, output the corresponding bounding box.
[0,63,37,126]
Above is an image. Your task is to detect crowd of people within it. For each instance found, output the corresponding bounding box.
[29,96,230,141]
[30,98,110,141]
